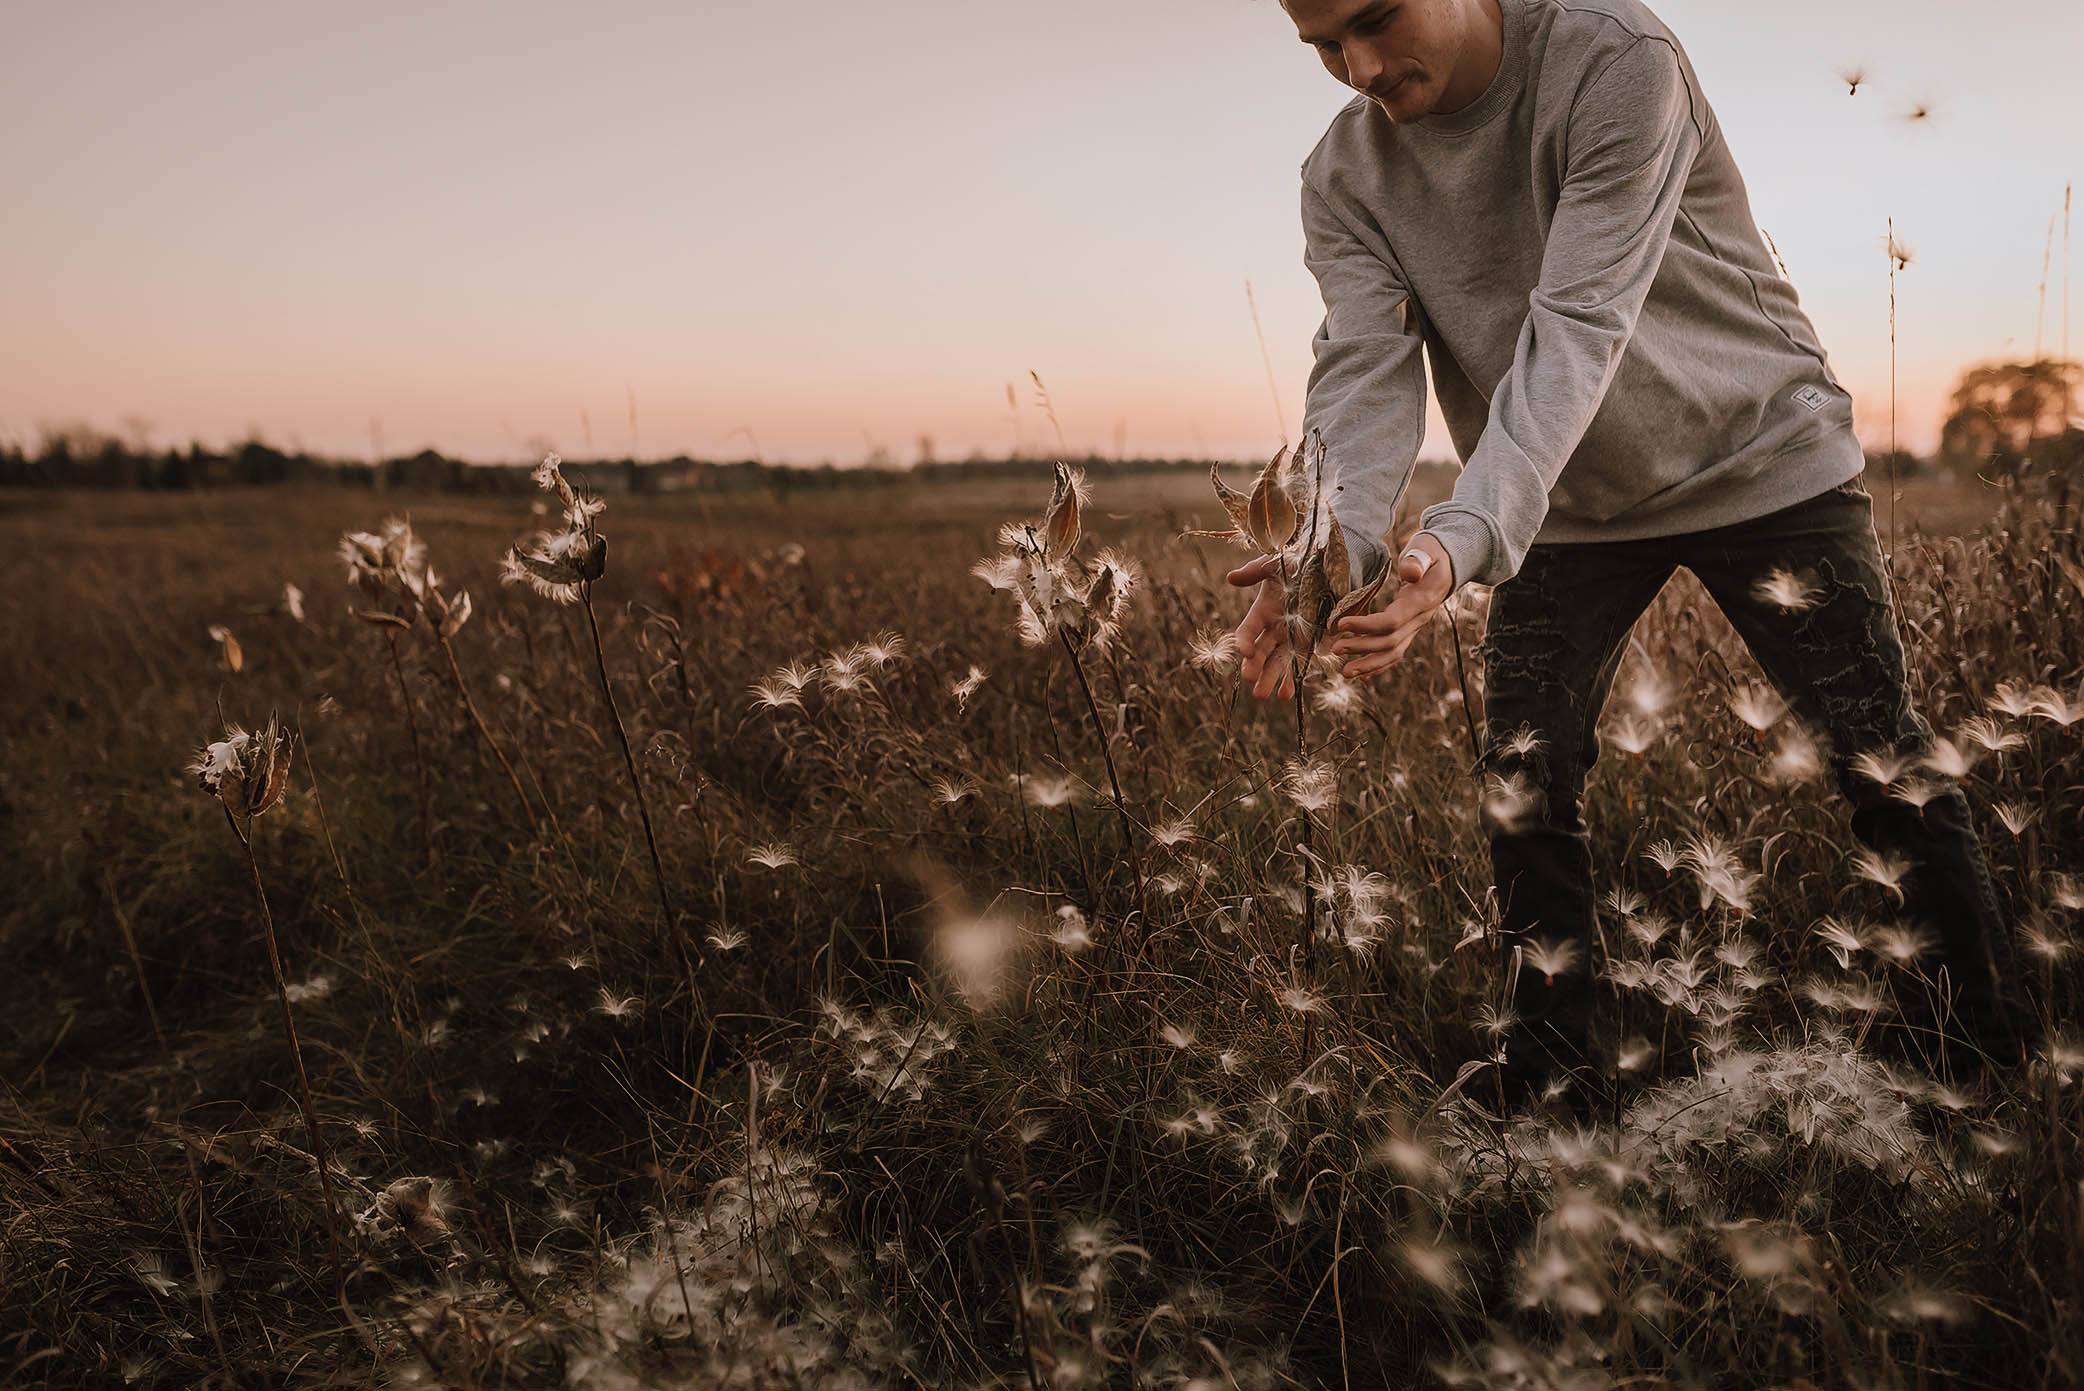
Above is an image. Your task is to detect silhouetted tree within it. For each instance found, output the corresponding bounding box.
[1937,357,2083,479]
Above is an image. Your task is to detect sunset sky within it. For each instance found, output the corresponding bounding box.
[3,0,2078,467]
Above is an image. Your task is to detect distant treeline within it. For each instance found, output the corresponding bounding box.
[0,433,1291,494]
[7,421,2078,496]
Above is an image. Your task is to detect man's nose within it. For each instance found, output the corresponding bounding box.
[1344,42,1384,91]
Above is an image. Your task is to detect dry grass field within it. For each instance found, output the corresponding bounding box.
[1,461,2079,1389]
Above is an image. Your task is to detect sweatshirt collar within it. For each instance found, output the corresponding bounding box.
[1409,0,1525,136]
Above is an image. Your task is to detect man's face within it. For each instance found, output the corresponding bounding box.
[1282,0,1472,122]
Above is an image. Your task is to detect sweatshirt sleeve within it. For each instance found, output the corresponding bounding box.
[1300,176,1429,593]
[1416,36,1703,590]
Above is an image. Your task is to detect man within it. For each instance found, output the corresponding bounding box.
[1228,0,2042,1107]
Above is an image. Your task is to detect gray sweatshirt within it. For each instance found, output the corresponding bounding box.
[1301,0,1867,593]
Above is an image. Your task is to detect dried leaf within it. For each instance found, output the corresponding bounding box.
[2056,550,2084,603]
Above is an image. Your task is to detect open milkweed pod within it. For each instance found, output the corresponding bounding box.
[1246,445,1304,555]
[436,588,473,639]
[1180,445,1303,552]
[246,717,294,817]
[190,714,295,819]
[1084,559,1116,618]
[1042,461,1082,561]
[1292,513,1393,659]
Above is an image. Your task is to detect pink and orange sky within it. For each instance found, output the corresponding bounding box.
[2,0,2078,466]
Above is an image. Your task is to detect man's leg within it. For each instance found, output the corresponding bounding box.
[1688,476,2042,1067]
[1478,540,1678,1099]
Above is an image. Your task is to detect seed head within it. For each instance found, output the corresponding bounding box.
[1766,726,1823,784]
[1518,937,1581,985]
[1278,986,1325,1016]
[1728,684,1786,732]
[1189,629,1242,670]
[1990,681,2041,718]
[1993,801,2037,836]
[1919,737,1979,780]
[1955,715,2024,755]
[1813,916,1866,969]
[1500,723,1546,759]
[1628,668,1675,714]
[1851,848,1915,902]
[1851,747,1916,788]
[951,663,989,709]
[746,841,799,870]
[1752,566,1821,612]
[503,452,607,603]
[187,715,294,819]
[1608,709,1660,756]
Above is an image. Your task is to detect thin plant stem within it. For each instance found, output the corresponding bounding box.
[1885,217,1902,614]
[580,583,702,990]
[105,868,164,1050]
[1245,277,1291,447]
[1058,625,1154,956]
[1280,457,1325,957]
[223,805,348,1302]
[386,632,436,871]
[292,714,356,899]
[1038,669,1103,924]
[432,631,542,843]
[1291,632,1319,958]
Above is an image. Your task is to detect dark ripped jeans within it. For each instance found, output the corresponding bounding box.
[1477,475,2041,1084]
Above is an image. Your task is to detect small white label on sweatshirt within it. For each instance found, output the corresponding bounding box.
[1792,384,1830,412]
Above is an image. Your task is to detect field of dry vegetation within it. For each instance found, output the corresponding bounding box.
[2,461,2080,1389]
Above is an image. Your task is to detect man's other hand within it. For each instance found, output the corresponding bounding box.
[1330,532,1453,680]
[1226,553,1309,702]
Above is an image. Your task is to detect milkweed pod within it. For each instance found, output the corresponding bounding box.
[438,589,473,639]
[1246,446,1297,554]
[1043,461,1081,561]
[1321,514,1351,600]
[212,764,248,814]
[511,549,582,588]
[349,606,414,630]
[1328,537,1393,627]
[570,534,608,582]
[1293,549,1336,653]
[1210,460,1253,533]
[246,719,293,817]
[1085,561,1116,616]
[208,624,244,674]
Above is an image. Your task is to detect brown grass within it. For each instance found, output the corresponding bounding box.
[0,465,2076,1389]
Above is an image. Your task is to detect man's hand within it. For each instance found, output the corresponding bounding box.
[1226,553,1310,702]
[1330,532,1453,680]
